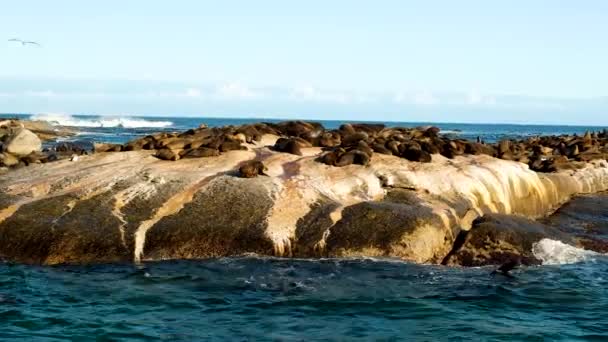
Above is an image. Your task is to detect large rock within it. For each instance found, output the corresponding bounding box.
[4,128,42,156]
[443,214,574,266]
[0,140,607,265]
[541,193,608,252]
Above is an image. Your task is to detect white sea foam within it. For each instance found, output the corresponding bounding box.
[532,239,598,265]
[30,113,173,128]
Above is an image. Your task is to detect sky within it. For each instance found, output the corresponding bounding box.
[1,0,607,125]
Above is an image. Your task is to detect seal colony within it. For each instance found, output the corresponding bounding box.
[0,119,607,266]
[2,118,607,173]
[90,121,608,171]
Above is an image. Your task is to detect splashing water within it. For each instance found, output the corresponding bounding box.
[30,113,173,128]
[532,239,599,265]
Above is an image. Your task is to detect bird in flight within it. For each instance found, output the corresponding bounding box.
[8,38,41,46]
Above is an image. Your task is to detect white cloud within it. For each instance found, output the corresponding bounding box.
[216,82,260,99]
[25,90,56,97]
[184,88,202,97]
[412,90,439,105]
[394,90,438,105]
[288,85,376,104]
[467,89,496,106]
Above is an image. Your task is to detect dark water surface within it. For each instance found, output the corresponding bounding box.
[1,258,607,341]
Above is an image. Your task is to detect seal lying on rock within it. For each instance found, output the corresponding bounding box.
[273,138,308,156]
[8,119,605,174]
[238,160,268,178]
[155,149,181,161]
[181,147,220,158]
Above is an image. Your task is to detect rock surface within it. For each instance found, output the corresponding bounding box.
[0,118,75,141]
[1,119,78,170]
[1,130,608,265]
[3,128,42,156]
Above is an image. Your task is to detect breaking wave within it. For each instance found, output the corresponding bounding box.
[30,113,173,128]
[532,239,598,265]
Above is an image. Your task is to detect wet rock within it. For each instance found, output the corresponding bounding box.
[52,141,93,155]
[541,193,608,253]
[0,192,130,264]
[444,214,573,266]
[325,201,451,263]
[144,177,276,259]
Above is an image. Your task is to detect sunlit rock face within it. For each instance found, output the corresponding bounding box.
[0,134,607,265]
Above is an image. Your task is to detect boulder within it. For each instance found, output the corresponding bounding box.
[0,152,19,167]
[4,128,42,156]
[541,193,608,253]
[443,214,573,266]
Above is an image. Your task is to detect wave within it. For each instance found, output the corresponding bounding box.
[532,239,598,265]
[30,113,173,128]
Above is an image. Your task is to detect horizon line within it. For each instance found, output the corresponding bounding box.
[4,112,607,128]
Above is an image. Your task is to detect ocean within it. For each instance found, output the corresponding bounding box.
[1,113,607,341]
[2,256,607,341]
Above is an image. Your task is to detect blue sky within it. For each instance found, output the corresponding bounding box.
[1,1,607,124]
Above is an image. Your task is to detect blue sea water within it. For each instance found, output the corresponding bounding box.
[2,113,608,340]
[1,257,608,341]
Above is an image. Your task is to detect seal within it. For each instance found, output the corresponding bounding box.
[181,147,220,158]
[220,140,247,152]
[273,138,304,156]
[238,160,268,178]
[319,132,341,147]
[401,147,432,163]
[155,148,181,161]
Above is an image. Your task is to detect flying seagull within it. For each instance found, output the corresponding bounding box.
[8,38,41,46]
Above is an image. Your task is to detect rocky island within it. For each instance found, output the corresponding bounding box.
[1,119,607,266]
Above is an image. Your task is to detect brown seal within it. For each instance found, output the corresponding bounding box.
[239,160,268,178]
